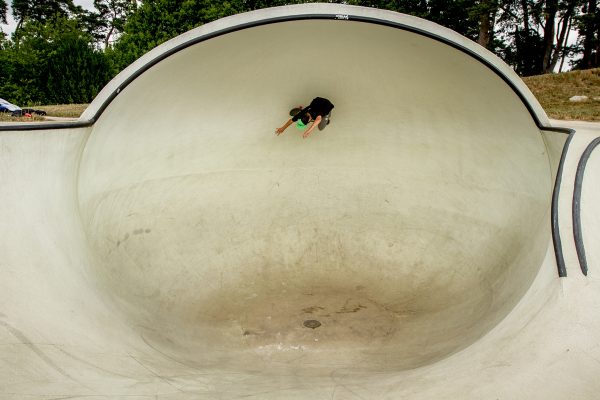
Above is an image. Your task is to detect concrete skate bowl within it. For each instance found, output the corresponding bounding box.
[76,6,555,373]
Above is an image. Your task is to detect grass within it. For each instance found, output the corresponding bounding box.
[0,113,46,122]
[1,69,600,123]
[0,103,88,122]
[35,103,88,118]
[523,68,600,121]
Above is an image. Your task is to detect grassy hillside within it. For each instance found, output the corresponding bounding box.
[523,68,600,121]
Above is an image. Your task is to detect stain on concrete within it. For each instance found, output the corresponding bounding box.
[336,299,367,314]
[302,306,325,314]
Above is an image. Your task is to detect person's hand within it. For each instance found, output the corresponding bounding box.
[303,130,312,139]
[275,127,284,135]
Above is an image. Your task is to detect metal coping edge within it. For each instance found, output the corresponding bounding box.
[0,119,95,131]
[0,13,568,134]
[551,131,575,277]
[572,136,600,276]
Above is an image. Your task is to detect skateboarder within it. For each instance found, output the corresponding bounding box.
[275,97,334,138]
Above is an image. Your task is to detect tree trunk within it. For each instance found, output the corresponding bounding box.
[549,0,576,72]
[521,0,530,37]
[478,12,492,48]
[477,0,498,50]
[104,25,114,49]
[519,0,533,75]
[596,17,600,67]
[582,0,597,68]
[558,16,572,72]
[542,0,558,73]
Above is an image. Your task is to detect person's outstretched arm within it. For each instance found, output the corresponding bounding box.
[276,119,293,135]
[303,116,322,138]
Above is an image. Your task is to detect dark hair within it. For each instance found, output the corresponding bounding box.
[300,114,310,125]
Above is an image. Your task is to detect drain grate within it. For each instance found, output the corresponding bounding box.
[303,320,321,329]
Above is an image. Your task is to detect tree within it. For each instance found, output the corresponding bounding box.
[541,0,559,72]
[0,33,10,92]
[111,0,247,70]
[1,17,113,104]
[44,20,114,103]
[513,0,543,75]
[548,0,579,72]
[493,0,584,75]
[240,0,296,9]
[1,0,8,24]
[576,0,599,68]
[472,0,500,49]
[89,0,135,49]
[11,0,76,30]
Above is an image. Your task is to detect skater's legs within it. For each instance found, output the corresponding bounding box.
[318,111,331,130]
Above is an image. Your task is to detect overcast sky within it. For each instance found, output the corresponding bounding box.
[1,0,95,35]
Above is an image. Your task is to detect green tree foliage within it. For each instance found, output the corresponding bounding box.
[0,34,10,91]
[1,0,8,24]
[45,22,114,103]
[330,0,481,39]
[110,0,246,70]
[575,0,599,68]
[11,0,75,30]
[424,0,481,39]
[493,0,587,76]
[84,0,137,48]
[1,17,113,104]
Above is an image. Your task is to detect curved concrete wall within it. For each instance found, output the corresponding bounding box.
[77,5,551,370]
[3,4,600,399]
